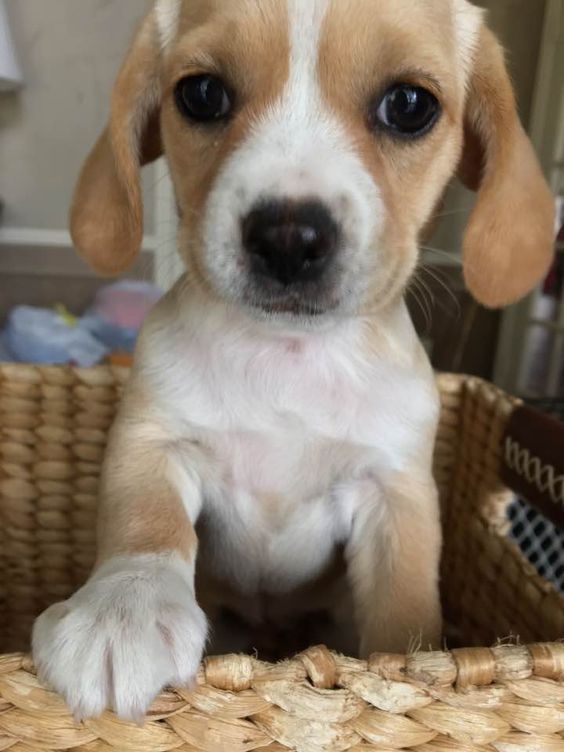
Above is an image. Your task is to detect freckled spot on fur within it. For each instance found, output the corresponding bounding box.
[285,339,303,355]
[337,194,351,213]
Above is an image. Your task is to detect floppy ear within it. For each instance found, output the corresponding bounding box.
[459,28,555,308]
[70,12,163,276]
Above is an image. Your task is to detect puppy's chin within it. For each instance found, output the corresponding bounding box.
[245,296,341,325]
[240,277,346,326]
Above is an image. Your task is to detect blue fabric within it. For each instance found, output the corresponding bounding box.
[0,331,13,362]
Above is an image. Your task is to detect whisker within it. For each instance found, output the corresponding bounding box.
[417,276,435,329]
[451,301,479,372]
[431,206,473,220]
[421,245,462,264]
[421,244,484,278]
[407,278,432,332]
[418,265,461,318]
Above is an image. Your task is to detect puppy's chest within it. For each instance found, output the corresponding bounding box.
[199,396,363,588]
[210,425,348,499]
[160,330,434,590]
[173,351,374,590]
[167,334,433,498]
[199,427,355,594]
[189,353,382,498]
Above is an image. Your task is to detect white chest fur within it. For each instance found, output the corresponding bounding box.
[138,287,439,594]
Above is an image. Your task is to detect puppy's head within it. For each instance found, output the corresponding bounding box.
[72,0,555,321]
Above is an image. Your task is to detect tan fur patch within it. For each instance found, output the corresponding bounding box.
[161,0,290,275]
[317,0,466,312]
[349,471,443,654]
[96,398,198,563]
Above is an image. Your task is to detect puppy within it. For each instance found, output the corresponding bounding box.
[33,0,554,721]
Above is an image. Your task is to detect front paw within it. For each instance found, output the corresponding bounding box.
[32,554,207,721]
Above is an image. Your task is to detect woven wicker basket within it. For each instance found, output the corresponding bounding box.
[1,363,563,751]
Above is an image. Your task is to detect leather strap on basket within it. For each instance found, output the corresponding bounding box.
[502,405,564,532]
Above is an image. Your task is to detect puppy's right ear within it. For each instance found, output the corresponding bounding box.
[71,12,163,276]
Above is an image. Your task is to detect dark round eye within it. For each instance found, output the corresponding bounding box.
[374,85,440,137]
[174,74,232,123]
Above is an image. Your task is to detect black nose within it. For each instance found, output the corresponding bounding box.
[242,200,339,286]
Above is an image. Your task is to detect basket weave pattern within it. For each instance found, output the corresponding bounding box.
[1,364,563,750]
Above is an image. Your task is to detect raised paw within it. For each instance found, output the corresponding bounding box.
[32,554,207,721]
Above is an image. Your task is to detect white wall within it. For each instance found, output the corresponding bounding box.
[0,0,153,232]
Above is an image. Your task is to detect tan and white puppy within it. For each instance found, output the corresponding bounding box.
[33,0,554,721]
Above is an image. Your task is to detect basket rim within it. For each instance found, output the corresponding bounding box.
[1,643,563,750]
[2,641,564,703]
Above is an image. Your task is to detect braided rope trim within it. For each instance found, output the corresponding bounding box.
[0,645,563,751]
[505,437,564,507]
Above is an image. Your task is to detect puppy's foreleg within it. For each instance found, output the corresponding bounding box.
[33,413,207,721]
[346,473,442,656]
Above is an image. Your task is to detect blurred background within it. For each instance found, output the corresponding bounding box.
[0,0,563,399]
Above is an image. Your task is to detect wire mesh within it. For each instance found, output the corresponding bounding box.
[507,397,564,593]
[509,497,564,592]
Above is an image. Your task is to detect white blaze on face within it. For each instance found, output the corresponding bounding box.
[452,0,484,83]
[202,0,384,311]
[284,0,331,131]
[154,0,182,50]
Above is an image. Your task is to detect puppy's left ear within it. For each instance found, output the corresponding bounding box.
[70,12,163,276]
[459,28,555,308]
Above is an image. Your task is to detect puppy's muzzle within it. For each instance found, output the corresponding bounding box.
[242,200,339,288]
